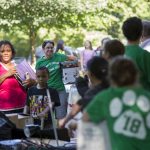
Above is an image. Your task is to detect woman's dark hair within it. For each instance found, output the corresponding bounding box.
[42,40,54,49]
[109,56,138,87]
[0,40,16,59]
[104,39,125,58]
[87,56,108,81]
[56,40,64,52]
[122,17,143,41]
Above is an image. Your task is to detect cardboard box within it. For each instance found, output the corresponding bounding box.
[6,113,18,126]
[18,114,33,129]
[6,113,33,129]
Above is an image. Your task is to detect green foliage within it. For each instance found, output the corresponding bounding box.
[0,27,30,57]
[1,0,150,63]
[54,28,85,48]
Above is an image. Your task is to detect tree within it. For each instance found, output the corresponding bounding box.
[0,0,100,64]
[85,0,150,38]
[1,0,150,65]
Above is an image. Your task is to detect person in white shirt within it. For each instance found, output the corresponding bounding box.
[140,20,150,52]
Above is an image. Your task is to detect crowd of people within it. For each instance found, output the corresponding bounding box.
[1,16,150,150]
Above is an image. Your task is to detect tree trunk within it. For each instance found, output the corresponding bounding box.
[29,26,36,66]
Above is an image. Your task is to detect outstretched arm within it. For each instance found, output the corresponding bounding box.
[59,103,82,128]
[67,55,77,61]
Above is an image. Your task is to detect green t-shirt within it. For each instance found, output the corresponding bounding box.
[36,53,67,91]
[125,45,150,91]
[86,87,150,150]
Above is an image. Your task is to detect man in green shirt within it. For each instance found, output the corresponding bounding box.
[122,17,150,91]
[83,57,150,150]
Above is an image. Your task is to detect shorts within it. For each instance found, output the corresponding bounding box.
[55,90,68,119]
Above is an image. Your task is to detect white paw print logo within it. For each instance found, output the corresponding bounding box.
[109,98,123,117]
[109,90,150,140]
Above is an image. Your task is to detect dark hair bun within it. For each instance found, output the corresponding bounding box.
[87,56,108,80]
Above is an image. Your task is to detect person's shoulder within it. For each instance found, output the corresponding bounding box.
[125,44,146,54]
[125,44,138,49]
[27,86,38,94]
[36,56,45,64]
[54,53,67,60]
[136,87,150,97]
[28,85,37,91]
[85,86,100,96]
[87,83,109,95]
[94,87,111,100]
[54,52,66,57]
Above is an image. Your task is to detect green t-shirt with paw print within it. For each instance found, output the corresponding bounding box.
[86,87,150,150]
